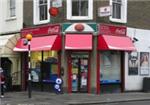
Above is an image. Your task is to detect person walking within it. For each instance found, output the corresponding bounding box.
[0,67,5,98]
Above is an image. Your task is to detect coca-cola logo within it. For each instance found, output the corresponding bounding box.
[48,26,60,34]
[115,28,126,35]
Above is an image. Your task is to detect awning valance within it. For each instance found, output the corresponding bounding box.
[65,34,92,50]
[13,35,61,52]
[98,35,136,51]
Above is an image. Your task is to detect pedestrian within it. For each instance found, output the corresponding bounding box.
[0,67,5,98]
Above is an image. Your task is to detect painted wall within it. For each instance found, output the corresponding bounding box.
[0,0,23,34]
[125,27,150,91]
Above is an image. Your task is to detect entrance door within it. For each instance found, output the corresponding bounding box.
[70,53,89,92]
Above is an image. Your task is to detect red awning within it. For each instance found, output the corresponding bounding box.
[65,34,92,50]
[13,35,61,52]
[98,35,136,51]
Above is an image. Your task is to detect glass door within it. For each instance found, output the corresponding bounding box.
[71,53,89,92]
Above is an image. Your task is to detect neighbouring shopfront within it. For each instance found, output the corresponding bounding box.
[97,24,136,94]
[14,24,62,92]
[0,34,21,91]
[62,23,97,93]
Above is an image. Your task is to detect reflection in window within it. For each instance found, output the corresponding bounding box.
[31,51,59,82]
[39,0,48,21]
[112,0,121,19]
[72,0,88,16]
[100,51,121,82]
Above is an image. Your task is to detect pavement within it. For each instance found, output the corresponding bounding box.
[1,91,150,105]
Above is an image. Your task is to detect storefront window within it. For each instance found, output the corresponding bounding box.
[100,51,121,84]
[31,52,42,82]
[31,51,59,83]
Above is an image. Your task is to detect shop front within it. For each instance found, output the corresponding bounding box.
[0,34,20,91]
[62,23,97,93]
[97,24,136,94]
[14,24,62,92]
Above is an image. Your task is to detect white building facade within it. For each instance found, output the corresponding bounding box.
[125,27,150,91]
[0,0,23,90]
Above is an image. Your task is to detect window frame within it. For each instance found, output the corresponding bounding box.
[67,0,93,20]
[109,0,127,23]
[33,0,50,25]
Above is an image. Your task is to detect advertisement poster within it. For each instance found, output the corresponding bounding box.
[140,52,149,75]
[31,68,40,82]
[128,52,139,75]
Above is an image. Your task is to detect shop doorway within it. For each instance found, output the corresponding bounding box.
[69,52,90,93]
[1,58,12,91]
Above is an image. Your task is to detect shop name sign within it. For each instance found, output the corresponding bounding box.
[21,24,61,38]
[99,24,126,36]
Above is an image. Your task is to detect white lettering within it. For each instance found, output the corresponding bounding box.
[48,26,60,34]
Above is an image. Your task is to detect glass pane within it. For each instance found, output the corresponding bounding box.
[10,0,16,17]
[10,0,15,8]
[72,0,88,16]
[112,2,121,19]
[72,59,79,91]
[80,59,88,90]
[39,4,48,20]
[80,0,88,16]
[100,51,121,83]
[31,52,42,82]
[72,0,80,16]
[10,8,15,17]
[39,0,43,4]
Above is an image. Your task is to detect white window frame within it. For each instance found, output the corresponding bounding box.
[33,0,50,25]
[67,0,93,20]
[109,0,127,23]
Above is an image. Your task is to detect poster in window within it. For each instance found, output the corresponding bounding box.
[140,52,149,75]
[128,52,138,75]
[31,68,40,82]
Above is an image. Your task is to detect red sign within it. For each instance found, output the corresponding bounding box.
[21,24,61,38]
[99,24,126,36]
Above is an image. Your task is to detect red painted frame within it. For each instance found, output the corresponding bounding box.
[97,52,100,94]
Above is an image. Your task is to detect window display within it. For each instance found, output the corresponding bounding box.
[31,51,59,82]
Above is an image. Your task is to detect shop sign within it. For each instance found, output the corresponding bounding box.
[99,23,126,36]
[98,6,111,17]
[52,0,62,8]
[62,23,97,33]
[21,24,61,38]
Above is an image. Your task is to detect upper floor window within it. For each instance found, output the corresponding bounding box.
[110,0,127,23]
[9,0,16,17]
[67,0,93,20]
[33,0,50,25]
